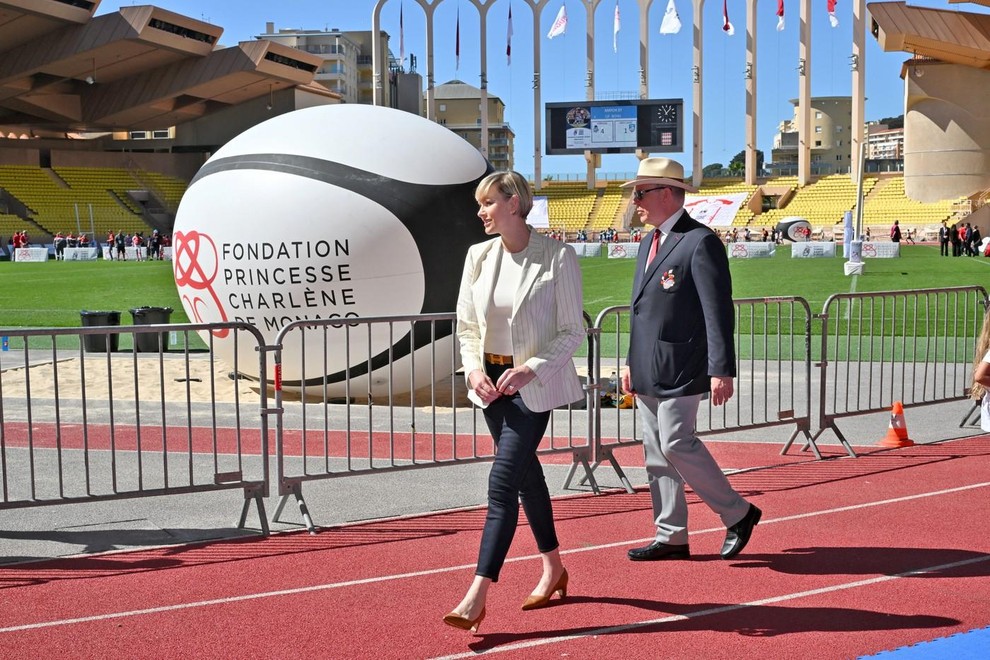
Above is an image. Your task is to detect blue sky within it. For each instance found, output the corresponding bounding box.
[97,1,987,177]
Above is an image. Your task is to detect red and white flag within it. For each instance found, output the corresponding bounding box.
[506,4,513,64]
[455,7,460,69]
[613,1,620,53]
[776,0,784,31]
[722,0,734,35]
[828,0,838,27]
[547,3,567,39]
[659,0,682,35]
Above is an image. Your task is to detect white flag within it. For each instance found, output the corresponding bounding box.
[613,1,620,53]
[659,0,682,35]
[547,3,567,39]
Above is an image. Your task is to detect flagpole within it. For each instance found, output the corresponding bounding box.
[530,0,553,190]
[583,0,601,191]
[745,0,758,185]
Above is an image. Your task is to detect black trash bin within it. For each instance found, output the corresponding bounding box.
[79,310,121,353]
[129,306,173,353]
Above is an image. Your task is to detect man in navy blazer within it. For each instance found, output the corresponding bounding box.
[619,158,761,562]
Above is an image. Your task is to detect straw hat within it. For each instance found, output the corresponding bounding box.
[620,157,698,193]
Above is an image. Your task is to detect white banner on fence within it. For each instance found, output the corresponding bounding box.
[63,247,99,261]
[607,242,641,259]
[13,247,48,262]
[684,193,749,227]
[567,242,604,257]
[527,197,549,229]
[861,242,900,258]
[791,241,837,258]
[728,242,775,259]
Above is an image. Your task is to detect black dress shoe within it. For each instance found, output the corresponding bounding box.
[627,541,691,561]
[721,504,762,559]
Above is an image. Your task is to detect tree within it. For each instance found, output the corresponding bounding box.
[702,163,724,177]
[729,149,764,173]
[876,115,904,129]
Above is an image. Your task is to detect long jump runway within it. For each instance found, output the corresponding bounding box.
[1,437,989,659]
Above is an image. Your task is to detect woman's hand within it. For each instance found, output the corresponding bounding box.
[468,369,502,404]
[495,365,535,396]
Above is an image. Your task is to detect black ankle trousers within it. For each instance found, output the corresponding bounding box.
[475,364,559,581]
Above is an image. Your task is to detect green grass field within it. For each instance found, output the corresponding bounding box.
[0,243,987,333]
[581,243,990,323]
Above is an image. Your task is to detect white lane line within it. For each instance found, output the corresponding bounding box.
[1,480,987,635]
[430,554,990,659]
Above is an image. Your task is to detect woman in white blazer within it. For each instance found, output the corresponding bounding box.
[443,171,585,633]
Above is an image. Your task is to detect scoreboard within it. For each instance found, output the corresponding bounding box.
[545,99,683,155]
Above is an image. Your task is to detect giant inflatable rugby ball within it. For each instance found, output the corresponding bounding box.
[172,104,491,395]
[776,216,813,242]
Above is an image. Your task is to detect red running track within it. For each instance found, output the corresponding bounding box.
[1,437,989,659]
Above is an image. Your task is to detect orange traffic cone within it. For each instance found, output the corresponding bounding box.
[878,401,915,447]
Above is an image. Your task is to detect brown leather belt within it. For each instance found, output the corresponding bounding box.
[484,353,513,366]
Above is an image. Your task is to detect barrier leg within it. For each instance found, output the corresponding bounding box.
[782,426,822,460]
[806,424,857,459]
[272,481,318,534]
[238,483,270,536]
[583,447,634,494]
[562,450,600,494]
[959,402,980,428]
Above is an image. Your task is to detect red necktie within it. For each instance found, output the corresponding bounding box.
[646,230,660,268]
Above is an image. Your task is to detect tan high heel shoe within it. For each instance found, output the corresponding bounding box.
[442,607,486,633]
[521,568,569,611]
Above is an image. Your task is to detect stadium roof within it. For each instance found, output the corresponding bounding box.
[0,0,327,134]
[869,1,990,69]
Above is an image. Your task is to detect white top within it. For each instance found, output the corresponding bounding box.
[484,243,530,355]
[981,349,990,432]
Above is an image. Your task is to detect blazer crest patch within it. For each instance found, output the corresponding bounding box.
[660,268,676,290]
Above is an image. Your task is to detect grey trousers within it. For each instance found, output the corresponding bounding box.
[636,393,750,545]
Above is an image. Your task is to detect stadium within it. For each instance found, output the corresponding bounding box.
[0,1,987,257]
[2,1,990,658]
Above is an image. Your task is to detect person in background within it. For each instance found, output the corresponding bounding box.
[971,309,990,432]
[619,157,761,564]
[53,232,66,260]
[116,230,127,260]
[444,170,585,633]
[938,221,950,256]
[890,220,902,243]
[132,232,144,261]
[969,225,982,257]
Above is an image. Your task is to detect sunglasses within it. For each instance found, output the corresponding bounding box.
[633,186,669,201]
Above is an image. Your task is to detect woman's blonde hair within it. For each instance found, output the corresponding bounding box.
[475,171,533,219]
[972,307,990,400]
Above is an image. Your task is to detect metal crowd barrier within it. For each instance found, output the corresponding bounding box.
[592,296,817,490]
[3,287,985,540]
[812,286,989,449]
[0,322,271,533]
[269,312,597,533]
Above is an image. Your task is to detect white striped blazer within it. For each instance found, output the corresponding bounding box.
[456,231,585,413]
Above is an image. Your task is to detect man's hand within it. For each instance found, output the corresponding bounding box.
[710,376,734,406]
[620,366,635,395]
